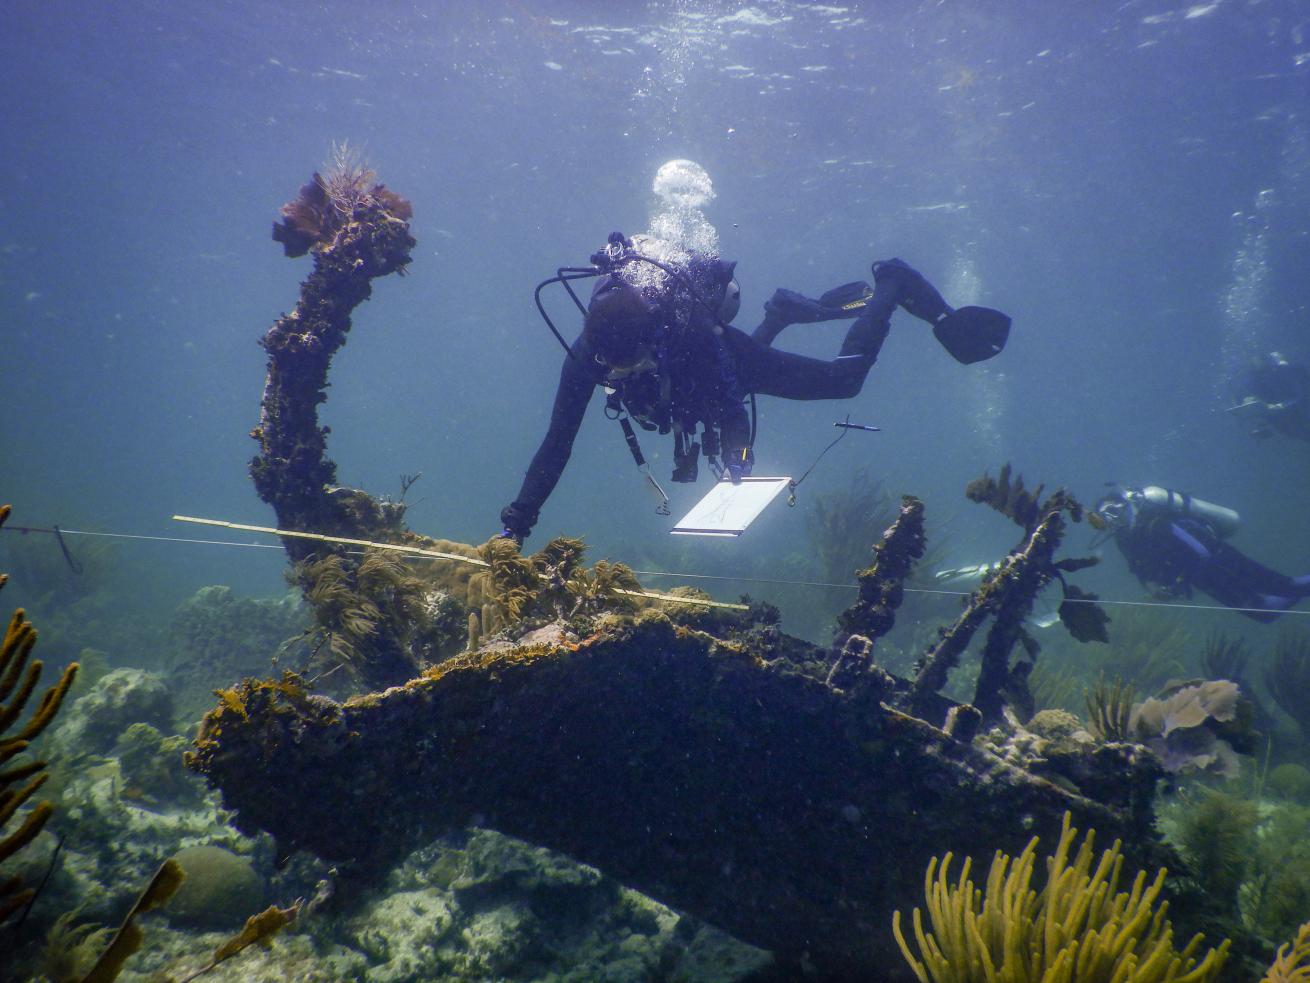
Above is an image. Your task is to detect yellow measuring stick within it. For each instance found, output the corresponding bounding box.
[174,515,488,565]
[172,515,747,611]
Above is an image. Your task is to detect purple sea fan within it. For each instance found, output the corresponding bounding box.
[1130,679,1245,778]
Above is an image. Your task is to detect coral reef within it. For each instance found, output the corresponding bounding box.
[188,613,1173,979]
[167,844,266,930]
[976,714,1163,817]
[251,162,684,693]
[116,722,205,807]
[892,811,1230,982]
[467,536,642,641]
[45,667,173,759]
[222,159,1264,978]
[340,827,770,982]
[1,503,79,924]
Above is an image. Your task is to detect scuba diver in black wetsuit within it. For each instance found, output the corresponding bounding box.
[1091,484,1310,622]
[1231,351,1310,442]
[497,232,1010,543]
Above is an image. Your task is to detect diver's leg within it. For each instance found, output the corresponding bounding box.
[1195,536,1310,619]
[1253,573,1310,618]
[752,289,858,347]
[752,257,947,347]
[729,318,889,401]
[873,258,954,326]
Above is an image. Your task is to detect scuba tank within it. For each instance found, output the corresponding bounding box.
[1136,486,1242,538]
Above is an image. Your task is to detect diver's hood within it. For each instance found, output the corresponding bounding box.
[720,275,740,323]
[585,275,659,364]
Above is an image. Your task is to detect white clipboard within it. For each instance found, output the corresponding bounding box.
[670,476,792,537]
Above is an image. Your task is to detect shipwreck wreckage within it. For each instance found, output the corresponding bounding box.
[185,164,1197,980]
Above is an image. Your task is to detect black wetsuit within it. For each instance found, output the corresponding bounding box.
[501,260,896,540]
[1115,513,1310,622]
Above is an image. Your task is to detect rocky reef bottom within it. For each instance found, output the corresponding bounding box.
[9,728,771,982]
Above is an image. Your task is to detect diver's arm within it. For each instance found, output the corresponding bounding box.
[1167,520,1214,562]
[500,346,599,542]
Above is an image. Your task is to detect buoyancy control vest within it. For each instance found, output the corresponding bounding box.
[599,248,753,484]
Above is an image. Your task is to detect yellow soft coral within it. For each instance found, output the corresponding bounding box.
[1,504,80,922]
[1265,921,1310,983]
[892,812,1230,983]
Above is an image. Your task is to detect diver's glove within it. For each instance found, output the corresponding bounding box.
[498,503,537,545]
[724,446,755,485]
[871,258,952,326]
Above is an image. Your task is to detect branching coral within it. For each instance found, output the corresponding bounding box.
[1264,920,1310,983]
[1,505,79,923]
[467,537,642,643]
[892,811,1230,983]
[291,547,461,689]
[470,537,541,633]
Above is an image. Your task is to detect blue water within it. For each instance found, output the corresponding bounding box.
[3,0,1309,632]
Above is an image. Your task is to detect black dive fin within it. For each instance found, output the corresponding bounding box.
[818,280,873,312]
[932,306,1011,364]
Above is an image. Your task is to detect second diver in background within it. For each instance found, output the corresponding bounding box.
[1092,484,1310,621]
[1231,351,1310,443]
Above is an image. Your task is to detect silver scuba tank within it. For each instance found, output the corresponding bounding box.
[1137,486,1242,538]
